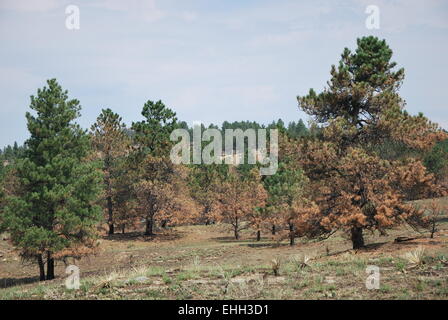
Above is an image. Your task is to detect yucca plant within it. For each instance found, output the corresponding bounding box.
[271,258,281,276]
[290,254,312,270]
[403,246,426,267]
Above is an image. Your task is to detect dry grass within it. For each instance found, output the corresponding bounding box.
[1,197,448,300]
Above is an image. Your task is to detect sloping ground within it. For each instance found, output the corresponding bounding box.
[1,199,447,300]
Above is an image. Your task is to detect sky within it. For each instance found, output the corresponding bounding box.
[0,0,447,147]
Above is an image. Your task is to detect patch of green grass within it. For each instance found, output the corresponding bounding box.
[398,288,410,300]
[80,280,94,293]
[427,279,442,287]
[335,267,349,276]
[162,274,172,284]
[238,265,258,275]
[377,256,394,265]
[436,254,447,262]
[395,260,407,273]
[0,282,59,300]
[0,287,27,300]
[291,280,310,290]
[380,284,392,293]
[311,283,336,293]
[436,286,448,297]
[30,284,48,297]
[145,289,166,299]
[176,270,199,281]
[303,282,337,299]
[353,259,367,270]
[125,279,139,286]
[169,283,193,300]
[323,260,344,267]
[146,266,165,277]
[97,287,111,295]
[415,280,426,292]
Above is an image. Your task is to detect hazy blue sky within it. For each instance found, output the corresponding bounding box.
[1,0,447,147]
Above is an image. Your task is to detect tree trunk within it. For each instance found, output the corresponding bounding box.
[351,227,365,249]
[107,195,114,235]
[256,230,261,241]
[145,215,154,236]
[105,162,114,235]
[122,225,125,234]
[272,225,276,235]
[46,252,55,280]
[204,206,210,225]
[234,228,239,240]
[37,254,45,281]
[289,223,295,246]
[431,221,436,239]
[234,216,239,240]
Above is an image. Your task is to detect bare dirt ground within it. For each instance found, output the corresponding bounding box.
[1,198,447,300]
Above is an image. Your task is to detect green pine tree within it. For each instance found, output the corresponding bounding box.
[263,163,310,245]
[131,100,178,157]
[1,79,102,281]
[130,100,178,235]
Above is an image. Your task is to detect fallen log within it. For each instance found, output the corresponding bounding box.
[394,236,417,243]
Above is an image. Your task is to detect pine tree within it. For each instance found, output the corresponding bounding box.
[113,156,139,234]
[216,168,267,240]
[297,37,447,249]
[131,100,178,157]
[264,160,319,246]
[424,138,448,184]
[135,156,198,235]
[1,79,102,280]
[189,164,228,225]
[130,100,180,235]
[90,108,131,235]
